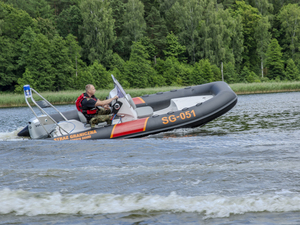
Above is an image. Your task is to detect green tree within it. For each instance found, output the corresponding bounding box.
[141,0,160,19]
[109,0,126,57]
[158,0,177,33]
[80,0,116,67]
[172,62,193,86]
[269,0,296,15]
[46,0,80,16]
[229,13,244,72]
[153,57,166,77]
[123,0,146,43]
[33,17,58,40]
[109,53,125,73]
[109,0,125,37]
[56,5,82,39]
[49,34,75,91]
[140,37,157,62]
[0,36,18,91]
[15,68,35,93]
[17,30,80,92]
[76,68,95,91]
[219,0,236,9]
[200,59,214,83]
[145,6,168,59]
[239,66,251,82]
[123,41,158,88]
[20,33,55,92]
[223,62,237,83]
[161,57,192,86]
[122,0,146,60]
[192,60,206,85]
[159,57,178,85]
[163,32,186,60]
[87,61,110,89]
[231,1,261,72]
[17,27,37,78]
[199,1,236,67]
[211,64,222,81]
[255,16,271,78]
[0,2,33,40]
[0,2,33,90]
[172,0,204,63]
[3,0,53,19]
[278,4,300,61]
[192,59,214,84]
[109,53,129,88]
[265,39,285,80]
[65,34,82,89]
[285,58,299,80]
[246,71,260,83]
[251,0,273,16]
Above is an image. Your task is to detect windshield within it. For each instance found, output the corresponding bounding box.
[111,74,127,99]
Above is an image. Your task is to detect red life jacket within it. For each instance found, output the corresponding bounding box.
[76,93,98,115]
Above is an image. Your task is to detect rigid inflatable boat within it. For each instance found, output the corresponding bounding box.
[18,75,237,140]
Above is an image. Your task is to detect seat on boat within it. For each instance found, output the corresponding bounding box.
[135,107,153,118]
[77,111,107,127]
[126,94,153,118]
[77,111,87,123]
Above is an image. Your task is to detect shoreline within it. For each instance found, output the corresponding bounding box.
[235,88,300,95]
[1,88,300,108]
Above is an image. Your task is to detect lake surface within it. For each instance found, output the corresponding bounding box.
[1,92,300,224]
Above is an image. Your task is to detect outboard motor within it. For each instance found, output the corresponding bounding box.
[28,116,56,139]
[22,85,70,139]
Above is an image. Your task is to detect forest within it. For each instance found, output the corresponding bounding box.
[0,0,300,93]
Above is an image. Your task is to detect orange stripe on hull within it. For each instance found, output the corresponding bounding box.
[132,97,145,105]
[110,117,149,138]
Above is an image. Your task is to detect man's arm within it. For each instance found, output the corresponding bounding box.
[95,95,118,107]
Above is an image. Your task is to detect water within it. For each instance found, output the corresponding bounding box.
[1,92,300,224]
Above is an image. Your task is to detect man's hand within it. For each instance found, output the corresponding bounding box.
[103,104,110,110]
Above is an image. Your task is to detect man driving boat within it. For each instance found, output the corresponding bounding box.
[76,84,118,128]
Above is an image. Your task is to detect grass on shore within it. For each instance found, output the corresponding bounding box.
[231,81,300,94]
[1,81,300,108]
[0,86,182,108]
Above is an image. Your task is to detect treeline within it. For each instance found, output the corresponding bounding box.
[1,0,300,93]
